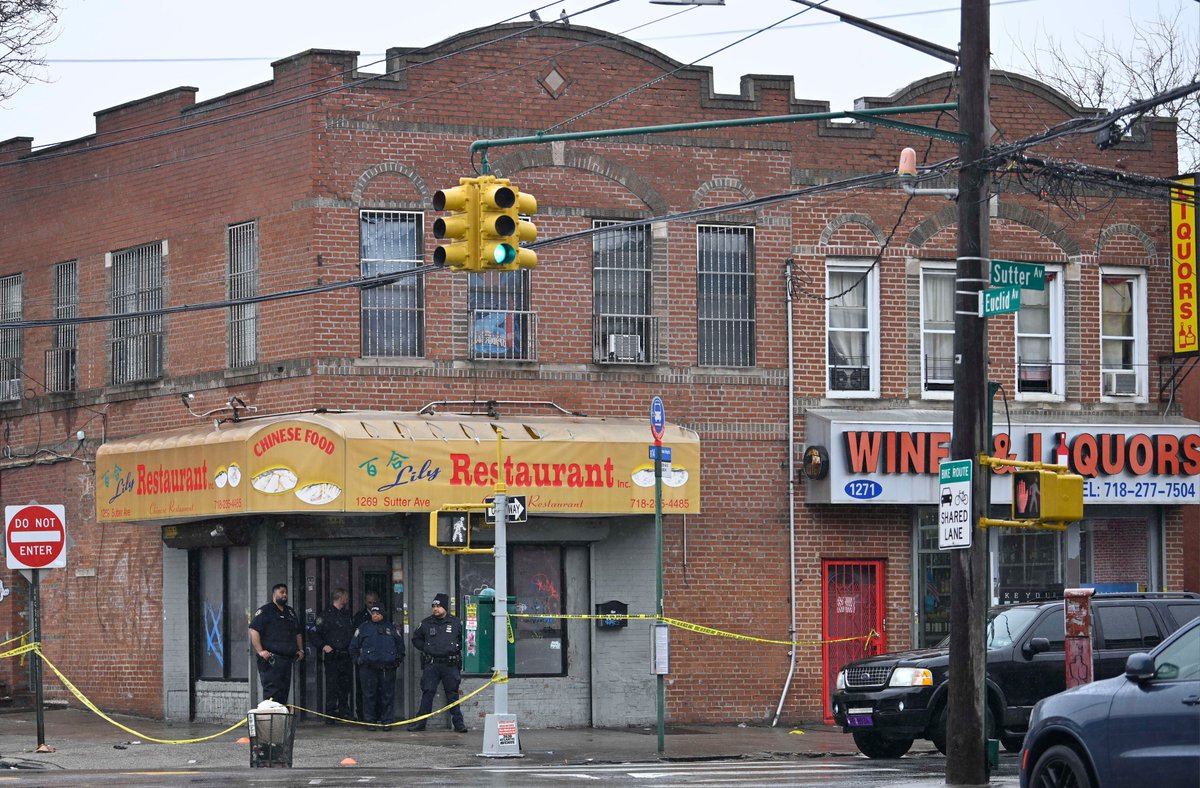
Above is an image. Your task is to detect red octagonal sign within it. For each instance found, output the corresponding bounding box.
[6,504,67,570]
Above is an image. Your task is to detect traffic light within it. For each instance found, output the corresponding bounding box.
[432,178,480,271]
[477,175,537,271]
[1012,470,1084,523]
[429,510,490,551]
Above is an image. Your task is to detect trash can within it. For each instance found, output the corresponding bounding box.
[248,705,295,768]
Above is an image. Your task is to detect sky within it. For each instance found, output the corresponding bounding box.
[1,0,1197,150]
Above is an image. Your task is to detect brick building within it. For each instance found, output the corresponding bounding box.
[0,23,1196,727]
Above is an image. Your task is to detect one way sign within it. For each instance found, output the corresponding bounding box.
[484,494,527,524]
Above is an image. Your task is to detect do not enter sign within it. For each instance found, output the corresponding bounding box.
[6,504,67,570]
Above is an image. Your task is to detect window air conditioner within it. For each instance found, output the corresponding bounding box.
[606,333,644,363]
[0,378,21,402]
[832,367,870,391]
[1103,371,1138,396]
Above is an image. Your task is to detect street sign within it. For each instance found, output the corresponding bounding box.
[650,397,665,443]
[484,494,527,525]
[990,259,1045,291]
[937,460,972,550]
[6,504,67,570]
[648,445,672,462]
[979,285,1021,317]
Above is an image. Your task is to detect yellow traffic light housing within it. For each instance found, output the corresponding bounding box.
[477,175,538,271]
[432,178,480,271]
[429,508,493,554]
[1012,470,1084,523]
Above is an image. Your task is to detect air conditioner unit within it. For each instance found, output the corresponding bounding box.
[606,333,644,363]
[1103,371,1138,396]
[0,378,21,402]
[832,367,870,391]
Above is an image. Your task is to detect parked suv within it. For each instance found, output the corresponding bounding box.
[830,592,1200,759]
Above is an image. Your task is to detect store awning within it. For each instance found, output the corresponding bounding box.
[96,411,700,523]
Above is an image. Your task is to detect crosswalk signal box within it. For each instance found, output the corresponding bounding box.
[430,510,490,550]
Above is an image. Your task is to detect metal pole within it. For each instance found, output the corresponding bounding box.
[494,430,508,716]
[946,0,990,784]
[655,439,665,753]
[32,568,45,748]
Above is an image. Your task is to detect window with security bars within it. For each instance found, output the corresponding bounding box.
[1016,268,1063,397]
[826,260,878,396]
[468,269,533,360]
[921,266,954,393]
[593,221,654,364]
[110,242,164,385]
[361,210,424,358]
[1100,270,1146,398]
[0,274,22,402]
[697,225,755,367]
[47,261,78,393]
[227,221,258,368]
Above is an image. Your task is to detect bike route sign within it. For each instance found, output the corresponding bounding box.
[938,460,972,550]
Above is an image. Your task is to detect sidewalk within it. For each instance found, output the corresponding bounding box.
[0,706,925,771]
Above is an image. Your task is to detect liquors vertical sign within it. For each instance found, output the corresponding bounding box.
[1170,176,1198,355]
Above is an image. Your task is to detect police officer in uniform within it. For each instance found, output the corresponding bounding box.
[350,590,380,719]
[312,587,354,723]
[407,593,468,732]
[349,605,405,729]
[248,583,304,704]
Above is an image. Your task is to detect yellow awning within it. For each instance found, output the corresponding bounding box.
[95,411,700,523]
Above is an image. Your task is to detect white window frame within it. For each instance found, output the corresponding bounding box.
[1015,265,1065,402]
[1099,266,1148,402]
[593,220,653,364]
[825,258,879,398]
[697,224,756,368]
[920,263,955,400]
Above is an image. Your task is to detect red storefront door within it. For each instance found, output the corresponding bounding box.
[822,559,886,723]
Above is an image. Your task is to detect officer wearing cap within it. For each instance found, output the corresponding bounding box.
[407,593,467,732]
[312,587,354,723]
[248,583,304,704]
[349,604,405,729]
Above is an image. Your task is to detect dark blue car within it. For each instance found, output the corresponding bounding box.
[1019,615,1200,788]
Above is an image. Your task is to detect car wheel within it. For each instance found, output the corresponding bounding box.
[852,730,914,759]
[928,705,997,756]
[1001,734,1024,753]
[1028,744,1092,788]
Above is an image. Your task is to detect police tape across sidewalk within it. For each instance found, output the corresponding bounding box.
[0,615,878,743]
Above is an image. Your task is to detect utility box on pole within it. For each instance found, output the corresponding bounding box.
[1064,588,1095,688]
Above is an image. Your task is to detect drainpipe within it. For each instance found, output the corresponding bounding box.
[772,259,799,727]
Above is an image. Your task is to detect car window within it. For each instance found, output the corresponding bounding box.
[1152,624,1200,681]
[986,607,1041,649]
[1166,603,1200,629]
[1025,610,1066,651]
[1096,605,1162,650]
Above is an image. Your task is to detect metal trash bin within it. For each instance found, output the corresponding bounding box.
[248,706,295,768]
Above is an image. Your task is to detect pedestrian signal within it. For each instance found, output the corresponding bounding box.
[1012,470,1083,523]
[429,510,490,551]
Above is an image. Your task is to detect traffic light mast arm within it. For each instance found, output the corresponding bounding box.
[977,454,1068,473]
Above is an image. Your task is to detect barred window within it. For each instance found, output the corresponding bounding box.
[697,225,755,367]
[468,269,533,361]
[593,221,654,364]
[0,274,22,402]
[47,262,78,393]
[110,242,164,385]
[826,260,878,396]
[227,221,258,368]
[361,210,424,358]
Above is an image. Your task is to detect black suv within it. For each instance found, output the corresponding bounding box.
[830,592,1200,759]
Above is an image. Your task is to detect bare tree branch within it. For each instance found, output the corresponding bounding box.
[0,0,60,104]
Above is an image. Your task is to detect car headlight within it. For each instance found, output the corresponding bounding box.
[836,670,847,690]
[888,667,933,687]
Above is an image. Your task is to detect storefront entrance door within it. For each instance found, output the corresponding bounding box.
[822,559,885,723]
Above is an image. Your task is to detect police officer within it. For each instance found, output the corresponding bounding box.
[248,583,304,704]
[407,593,467,733]
[312,587,354,723]
[349,605,405,729]
[350,591,380,719]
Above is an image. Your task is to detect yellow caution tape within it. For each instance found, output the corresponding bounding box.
[0,641,37,661]
[290,671,501,728]
[0,631,31,649]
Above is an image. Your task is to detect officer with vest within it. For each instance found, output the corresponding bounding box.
[349,604,405,729]
[312,587,354,723]
[407,593,467,732]
[248,583,304,704]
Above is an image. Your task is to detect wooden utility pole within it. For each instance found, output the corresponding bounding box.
[946,0,990,785]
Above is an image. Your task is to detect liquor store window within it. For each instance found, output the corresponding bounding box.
[190,546,250,681]
[458,545,566,676]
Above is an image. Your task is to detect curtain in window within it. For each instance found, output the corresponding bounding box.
[1101,277,1134,368]
[828,269,868,387]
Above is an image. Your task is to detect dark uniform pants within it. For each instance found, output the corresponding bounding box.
[358,664,397,724]
[417,662,464,728]
[257,654,294,704]
[323,652,353,717]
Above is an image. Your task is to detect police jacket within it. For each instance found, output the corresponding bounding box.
[313,605,354,654]
[350,619,405,668]
[412,613,463,658]
[249,602,301,656]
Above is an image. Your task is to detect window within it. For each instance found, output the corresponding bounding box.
[0,274,22,402]
[193,546,250,681]
[469,269,533,360]
[920,265,955,394]
[457,545,566,676]
[1016,268,1064,397]
[47,262,77,393]
[227,221,258,368]
[1100,269,1146,399]
[1096,605,1162,650]
[697,225,755,367]
[593,221,654,363]
[1025,611,1067,652]
[915,509,952,646]
[110,242,164,385]
[361,211,423,357]
[827,260,878,396]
